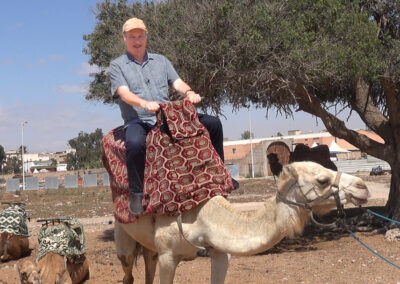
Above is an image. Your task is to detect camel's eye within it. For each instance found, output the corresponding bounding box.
[316,176,330,186]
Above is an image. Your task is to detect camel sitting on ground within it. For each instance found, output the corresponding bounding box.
[19,252,89,284]
[18,218,89,284]
[0,203,30,262]
[114,161,370,284]
[0,232,29,262]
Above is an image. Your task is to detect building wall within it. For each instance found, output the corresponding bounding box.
[293,129,384,150]
[223,130,384,178]
[225,139,293,177]
[226,143,266,177]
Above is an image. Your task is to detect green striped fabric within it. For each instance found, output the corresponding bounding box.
[0,204,29,237]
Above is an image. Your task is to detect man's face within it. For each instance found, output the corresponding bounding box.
[123,29,147,57]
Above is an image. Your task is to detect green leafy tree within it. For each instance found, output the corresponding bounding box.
[84,0,400,218]
[0,145,5,172]
[3,157,21,174]
[241,130,254,140]
[50,158,58,167]
[66,129,104,170]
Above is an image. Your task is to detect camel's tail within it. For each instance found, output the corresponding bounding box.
[132,241,142,266]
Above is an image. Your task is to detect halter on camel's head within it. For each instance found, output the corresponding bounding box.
[276,161,370,228]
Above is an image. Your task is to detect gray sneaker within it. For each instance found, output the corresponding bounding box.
[129,193,144,217]
[232,178,239,190]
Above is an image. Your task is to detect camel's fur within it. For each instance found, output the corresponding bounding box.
[19,259,40,284]
[18,252,89,284]
[114,161,370,284]
[0,232,29,261]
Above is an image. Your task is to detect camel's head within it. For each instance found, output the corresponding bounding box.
[0,232,11,258]
[18,259,41,284]
[277,161,370,215]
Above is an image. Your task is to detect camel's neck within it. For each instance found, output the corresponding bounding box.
[198,196,309,256]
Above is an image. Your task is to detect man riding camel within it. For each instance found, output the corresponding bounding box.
[109,17,238,216]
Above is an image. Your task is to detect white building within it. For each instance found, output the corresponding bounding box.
[57,163,68,171]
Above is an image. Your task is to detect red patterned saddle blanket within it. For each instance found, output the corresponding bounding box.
[101,100,233,223]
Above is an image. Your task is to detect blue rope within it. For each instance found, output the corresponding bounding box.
[367,209,400,225]
[347,230,400,270]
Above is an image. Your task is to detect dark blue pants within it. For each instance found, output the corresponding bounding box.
[125,113,224,194]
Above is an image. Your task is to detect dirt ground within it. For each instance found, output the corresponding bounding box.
[1,173,399,284]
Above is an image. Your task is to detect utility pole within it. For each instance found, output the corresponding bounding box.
[21,121,28,191]
[249,109,254,178]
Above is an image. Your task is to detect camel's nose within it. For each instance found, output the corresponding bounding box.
[352,181,370,199]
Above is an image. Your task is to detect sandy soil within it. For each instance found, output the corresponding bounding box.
[1,173,399,284]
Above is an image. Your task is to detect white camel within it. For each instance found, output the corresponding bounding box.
[114,161,370,284]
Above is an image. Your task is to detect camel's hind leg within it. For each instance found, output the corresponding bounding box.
[209,249,230,284]
[115,221,141,284]
[143,247,157,284]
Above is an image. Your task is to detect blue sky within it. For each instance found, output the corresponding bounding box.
[0,1,365,153]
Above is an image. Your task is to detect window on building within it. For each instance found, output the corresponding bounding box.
[232,148,236,154]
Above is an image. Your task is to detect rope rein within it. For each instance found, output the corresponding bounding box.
[342,208,400,270]
[346,229,400,270]
[177,214,207,250]
[276,171,400,270]
[366,209,400,225]
[276,171,344,228]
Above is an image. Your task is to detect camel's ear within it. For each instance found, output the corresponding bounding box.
[277,164,298,192]
[281,164,298,180]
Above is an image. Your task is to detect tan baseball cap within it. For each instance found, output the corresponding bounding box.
[122,17,147,33]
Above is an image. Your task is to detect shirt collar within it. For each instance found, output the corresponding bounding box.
[125,51,154,65]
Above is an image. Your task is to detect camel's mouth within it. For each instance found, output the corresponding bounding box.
[344,182,370,207]
[347,189,370,206]
[349,195,369,206]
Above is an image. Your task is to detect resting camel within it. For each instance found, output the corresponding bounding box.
[19,252,89,284]
[18,219,90,284]
[0,232,29,262]
[0,203,30,262]
[290,143,338,171]
[114,161,370,284]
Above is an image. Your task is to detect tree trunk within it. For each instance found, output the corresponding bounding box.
[385,162,400,221]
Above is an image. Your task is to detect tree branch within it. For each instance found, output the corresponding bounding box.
[350,78,391,140]
[381,76,400,126]
[381,76,400,163]
[295,84,394,163]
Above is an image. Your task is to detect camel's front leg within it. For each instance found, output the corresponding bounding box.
[115,222,137,284]
[158,252,180,284]
[209,249,230,284]
[143,248,157,284]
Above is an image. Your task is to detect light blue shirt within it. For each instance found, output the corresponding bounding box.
[110,52,179,125]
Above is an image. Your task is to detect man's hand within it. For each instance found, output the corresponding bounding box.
[141,101,160,112]
[186,91,201,104]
